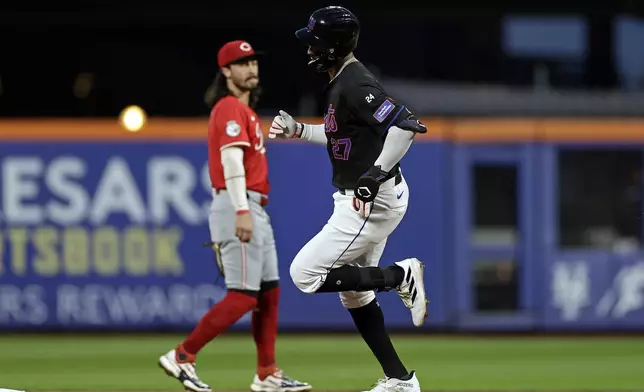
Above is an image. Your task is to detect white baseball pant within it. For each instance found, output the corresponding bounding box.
[289,173,409,308]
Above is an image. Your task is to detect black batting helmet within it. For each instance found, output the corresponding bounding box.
[295,6,360,72]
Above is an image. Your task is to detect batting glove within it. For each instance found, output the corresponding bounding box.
[352,196,373,218]
[269,110,302,139]
[354,165,389,203]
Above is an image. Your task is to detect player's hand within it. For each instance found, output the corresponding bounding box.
[354,165,389,203]
[352,197,373,218]
[269,110,301,139]
[235,211,254,243]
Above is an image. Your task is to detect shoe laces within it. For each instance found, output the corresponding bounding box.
[183,361,207,386]
[397,289,414,308]
[276,370,305,386]
[192,373,209,387]
[367,378,388,392]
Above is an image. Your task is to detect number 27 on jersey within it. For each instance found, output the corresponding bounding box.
[325,104,351,160]
[330,137,351,160]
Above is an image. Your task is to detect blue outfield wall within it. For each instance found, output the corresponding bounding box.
[0,139,642,331]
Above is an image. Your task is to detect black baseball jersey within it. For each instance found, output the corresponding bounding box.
[322,61,406,190]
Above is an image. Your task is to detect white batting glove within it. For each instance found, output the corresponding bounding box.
[269,110,302,139]
[352,197,373,219]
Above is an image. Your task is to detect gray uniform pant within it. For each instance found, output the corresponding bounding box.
[208,189,279,291]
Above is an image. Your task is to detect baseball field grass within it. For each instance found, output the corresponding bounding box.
[0,333,643,391]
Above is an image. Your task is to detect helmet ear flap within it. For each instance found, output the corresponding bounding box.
[327,47,336,61]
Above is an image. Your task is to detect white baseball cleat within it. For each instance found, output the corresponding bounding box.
[250,368,312,392]
[362,371,421,392]
[394,258,429,327]
[250,369,313,392]
[158,347,212,392]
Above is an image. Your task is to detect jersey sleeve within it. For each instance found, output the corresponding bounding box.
[346,83,407,135]
[212,100,251,150]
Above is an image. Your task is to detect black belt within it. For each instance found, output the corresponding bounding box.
[338,171,402,195]
[214,188,269,207]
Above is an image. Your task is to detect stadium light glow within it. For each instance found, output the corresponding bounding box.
[119,105,147,132]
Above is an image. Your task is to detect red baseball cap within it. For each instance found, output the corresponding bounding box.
[217,40,262,68]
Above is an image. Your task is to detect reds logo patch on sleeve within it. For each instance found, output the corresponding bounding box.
[373,99,395,123]
[225,120,241,137]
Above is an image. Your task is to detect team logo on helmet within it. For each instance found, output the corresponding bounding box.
[307,16,315,32]
[239,42,252,52]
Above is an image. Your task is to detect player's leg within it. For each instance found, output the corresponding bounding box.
[374,177,428,328]
[325,176,428,328]
[341,240,407,379]
[159,207,262,392]
[291,177,426,323]
[250,209,311,392]
[289,189,407,295]
[341,239,421,391]
[343,176,422,392]
[182,238,261,353]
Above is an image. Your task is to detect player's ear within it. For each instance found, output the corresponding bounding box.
[221,67,232,78]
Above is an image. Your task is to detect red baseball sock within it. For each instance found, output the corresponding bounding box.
[182,291,258,355]
[252,286,280,375]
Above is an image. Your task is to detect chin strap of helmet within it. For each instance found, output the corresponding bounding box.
[310,47,343,73]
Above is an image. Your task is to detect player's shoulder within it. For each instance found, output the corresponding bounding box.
[341,62,384,88]
[343,63,386,93]
[212,95,247,114]
[340,63,392,108]
[209,96,251,140]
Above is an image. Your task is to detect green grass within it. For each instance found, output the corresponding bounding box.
[0,334,643,390]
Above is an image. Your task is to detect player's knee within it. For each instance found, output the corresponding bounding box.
[223,290,259,312]
[339,291,376,309]
[228,288,259,298]
[289,260,321,294]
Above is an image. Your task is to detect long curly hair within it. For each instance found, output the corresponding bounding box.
[204,70,262,109]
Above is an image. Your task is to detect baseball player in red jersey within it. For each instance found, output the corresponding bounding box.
[158,40,311,392]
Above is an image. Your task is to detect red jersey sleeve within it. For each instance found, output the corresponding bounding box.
[212,99,251,150]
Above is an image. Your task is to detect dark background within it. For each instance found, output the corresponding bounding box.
[2,2,644,118]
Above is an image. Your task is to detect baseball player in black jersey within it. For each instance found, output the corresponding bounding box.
[269,6,427,392]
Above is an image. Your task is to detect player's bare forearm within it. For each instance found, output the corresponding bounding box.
[374,125,415,172]
[300,123,327,145]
